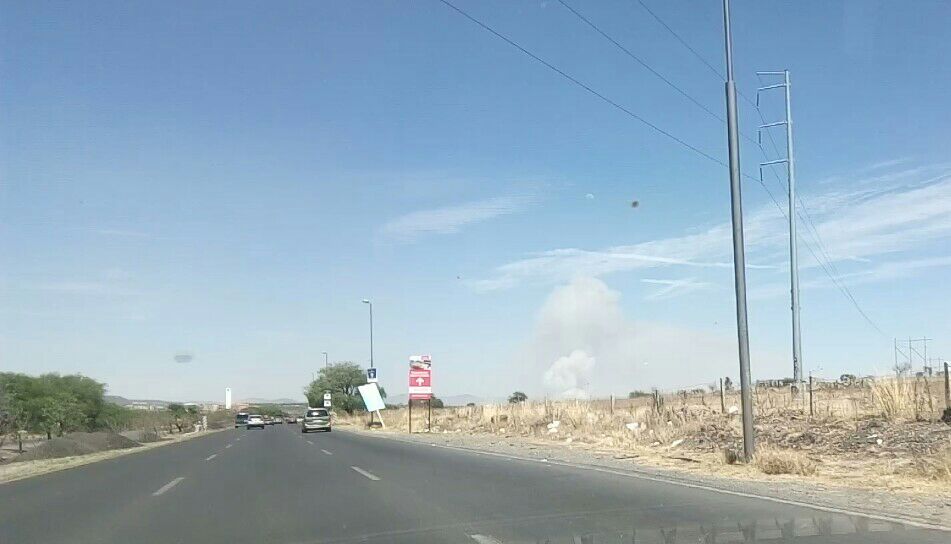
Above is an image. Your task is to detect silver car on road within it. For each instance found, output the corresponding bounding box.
[300,408,331,433]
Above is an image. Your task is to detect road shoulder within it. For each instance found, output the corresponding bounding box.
[0,428,230,485]
[340,425,951,532]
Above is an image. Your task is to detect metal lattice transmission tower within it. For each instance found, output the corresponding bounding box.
[756,70,803,384]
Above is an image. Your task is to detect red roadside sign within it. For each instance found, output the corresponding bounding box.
[408,367,432,400]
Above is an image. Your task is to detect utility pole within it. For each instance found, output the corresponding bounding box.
[362,298,375,426]
[756,69,802,384]
[894,338,898,371]
[722,0,755,461]
[322,351,328,368]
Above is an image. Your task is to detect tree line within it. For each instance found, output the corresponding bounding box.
[0,372,223,450]
[0,372,121,440]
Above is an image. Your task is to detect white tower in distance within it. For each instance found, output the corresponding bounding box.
[225,388,232,410]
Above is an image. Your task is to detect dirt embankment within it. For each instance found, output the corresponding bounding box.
[12,432,142,463]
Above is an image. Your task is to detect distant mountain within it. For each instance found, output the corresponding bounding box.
[240,397,304,405]
[384,393,495,406]
[105,395,170,408]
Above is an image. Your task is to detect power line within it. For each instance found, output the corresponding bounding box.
[435,0,726,167]
[560,0,774,152]
[634,0,724,80]
[437,0,887,336]
[634,0,888,337]
[556,0,725,123]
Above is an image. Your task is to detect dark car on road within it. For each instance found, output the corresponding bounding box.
[300,408,331,433]
[234,412,249,428]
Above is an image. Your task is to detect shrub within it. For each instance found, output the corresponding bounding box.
[753,446,817,475]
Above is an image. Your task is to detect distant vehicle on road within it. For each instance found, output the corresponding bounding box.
[301,408,331,433]
[263,415,274,425]
[234,412,249,428]
[274,417,284,424]
[246,415,265,429]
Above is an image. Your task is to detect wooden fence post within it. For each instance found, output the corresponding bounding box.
[720,378,726,413]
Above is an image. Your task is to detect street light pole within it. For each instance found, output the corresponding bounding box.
[362,298,375,426]
[322,351,328,368]
[362,299,374,369]
[722,0,755,461]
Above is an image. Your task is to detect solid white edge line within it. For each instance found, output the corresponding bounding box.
[205,454,217,461]
[225,444,232,448]
[350,466,381,481]
[321,449,333,455]
[343,430,951,533]
[152,477,185,496]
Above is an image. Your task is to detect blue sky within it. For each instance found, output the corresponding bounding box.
[1,1,949,402]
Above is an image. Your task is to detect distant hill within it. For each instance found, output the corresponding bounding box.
[241,397,304,405]
[106,395,306,407]
[384,393,495,406]
[104,395,170,408]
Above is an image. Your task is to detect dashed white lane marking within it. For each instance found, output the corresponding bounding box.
[306,440,314,445]
[152,477,185,496]
[205,454,217,461]
[321,449,332,455]
[469,535,503,544]
[350,466,381,481]
[225,444,233,449]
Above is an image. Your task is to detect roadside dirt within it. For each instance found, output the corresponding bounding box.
[0,428,227,484]
[12,432,141,463]
[342,424,951,531]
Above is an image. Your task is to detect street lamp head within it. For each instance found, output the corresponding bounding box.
[321,351,328,355]
[362,299,371,304]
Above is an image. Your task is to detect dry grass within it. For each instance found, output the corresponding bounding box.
[913,446,951,482]
[337,374,951,491]
[752,445,818,475]
[871,376,913,421]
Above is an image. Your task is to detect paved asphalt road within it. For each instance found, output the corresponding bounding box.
[1,425,947,544]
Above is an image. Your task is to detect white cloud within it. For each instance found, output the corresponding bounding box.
[544,350,595,399]
[524,277,783,395]
[750,255,951,300]
[640,278,712,300]
[379,194,535,242]
[476,163,951,294]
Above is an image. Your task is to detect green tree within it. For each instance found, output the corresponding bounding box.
[0,372,109,439]
[94,403,135,432]
[508,391,528,404]
[167,403,198,433]
[30,395,72,439]
[54,374,106,429]
[304,362,367,415]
